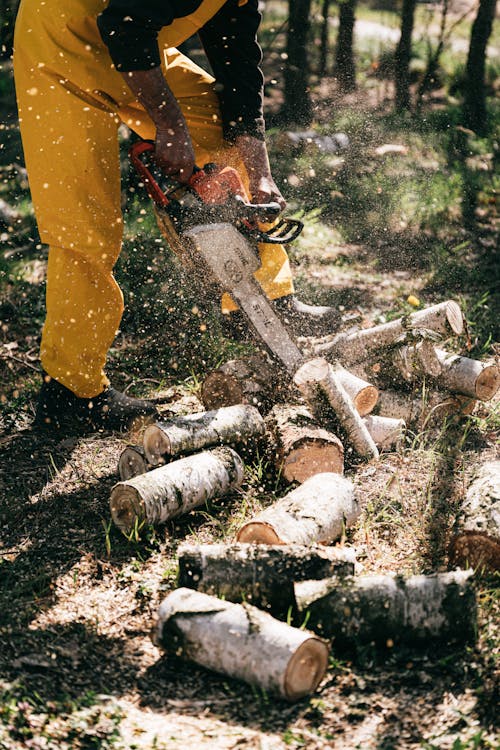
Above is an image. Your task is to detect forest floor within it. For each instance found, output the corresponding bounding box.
[1,12,499,749]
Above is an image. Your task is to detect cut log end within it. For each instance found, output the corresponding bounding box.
[110,486,144,533]
[118,446,148,481]
[201,372,243,409]
[143,425,170,466]
[353,385,379,417]
[445,300,465,335]
[283,440,344,483]
[237,522,282,545]
[284,638,329,701]
[449,532,500,572]
[476,364,500,401]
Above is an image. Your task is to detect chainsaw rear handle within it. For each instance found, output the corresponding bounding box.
[129,140,196,207]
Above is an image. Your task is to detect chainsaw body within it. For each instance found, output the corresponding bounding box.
[130,140,305,374]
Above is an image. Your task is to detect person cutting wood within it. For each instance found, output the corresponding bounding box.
[13,0,336,433]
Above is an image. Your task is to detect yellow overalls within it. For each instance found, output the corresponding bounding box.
[13,0,294,397]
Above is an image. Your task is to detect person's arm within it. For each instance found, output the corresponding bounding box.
[198,0,285,207]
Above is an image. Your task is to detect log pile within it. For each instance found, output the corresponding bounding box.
[107,298,496,698]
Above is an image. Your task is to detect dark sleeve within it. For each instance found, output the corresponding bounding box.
[97,0,201,71]
[198,0,265,142]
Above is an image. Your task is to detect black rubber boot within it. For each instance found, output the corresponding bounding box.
[35,373,159,433]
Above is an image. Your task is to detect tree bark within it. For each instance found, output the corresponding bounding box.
[306,301,464,364]
[153,588,329,701]
[449,461,500,572]
[319,0,331,76]
[118,446,149,481]
[266,404,344,483]
[433,349,499,401]
[201,355,285,413]
[335,0,357,93]
[177,542,356,616]
[295,569,477,647]
[392,341,443,382]
[294,358,379,460]
[463,0,496,134]
[142,405,265,466]
[110,447,244,532]
[362,415,406,450]
[281,0,313,126]
[237,472,360,545]
[394,0,417,111]
[375,389,475,428]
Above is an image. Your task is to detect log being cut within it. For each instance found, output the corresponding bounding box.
[153,588,329,701]
[449,461,500,572]
[178,542,356,615]
[304,300,464,365]
[143,404,265,466]
[118,445,149,481]
[433,349,499,401]
[265,404,344,483]
[294,358,379,460]
[110,447,244,532]
[295,569,476,647]
[237,473,360,545]
[201,354,286,412]
[375,389,475,428]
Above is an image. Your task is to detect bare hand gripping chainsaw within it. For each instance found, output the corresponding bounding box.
[130,140,306,374]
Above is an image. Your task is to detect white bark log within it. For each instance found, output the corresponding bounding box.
[295,569,476,646]
[294,358,379,460]
[118,446,149,481]
[449,461,500,572]
[335,366,379,415]
[362,415,406,449]
[177,542,356,614]
[434,349,499,401]
[305,301,464,364]
[392,340,443,381]
[110,447,244,532]
[236,473,360,546]
[153,588,329,701]
[266,404,344,483]
[375,389,476,427]
[143,405,265,466]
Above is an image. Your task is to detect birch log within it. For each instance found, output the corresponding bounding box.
[375,389,476,428]
[201,355,285,412]
[143,405,265,466]
[305,301,464,364]
[362,415,406,449]
[118,446,149,481]
[110,447,244,532]
[392,340,443,382]
[237,473,360,546]
[178,542,356,615]
[295,569,476,646]
[449,461,500,571]
[335,366,379,415]
[433,349,499,401]
[266,404,344,483]
[153,588,329,701]
[294,358,379,460]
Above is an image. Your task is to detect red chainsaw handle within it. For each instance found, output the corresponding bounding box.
[129,140,202,207]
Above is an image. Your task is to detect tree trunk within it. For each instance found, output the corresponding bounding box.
[266,404,344,483]
[295,569,477,647]
[449,461,500,572]
[282,0,313,125]
[375,389,475,428]
[177,542,356,616]
[237,472,360,545]
[118,446,149,481]
[463,0,496,134]
[319,0,331,76]
[335,0,357,93]
[433,349,499,401]
[294,358,379,460]
[110,447,244,532]
[305,300,464,364]
[142,405,265,466]
[153,588,329,701]
[394,0,417,111]
[362,415,406,450]
[200,355,285,413]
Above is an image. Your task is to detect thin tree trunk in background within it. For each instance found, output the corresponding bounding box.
[464,0,496,134]
[335,0,357,92]
[319,0,331,76]
[0,0,20,59]
[394,0,417,111]
[282,0,313,125]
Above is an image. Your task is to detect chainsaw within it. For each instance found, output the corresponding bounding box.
[130,140,306,374]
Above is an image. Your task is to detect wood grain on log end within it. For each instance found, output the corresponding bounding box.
[283,440,344,483]
[237,522,282,545]
[201,371,243,409]
[110,486,144,533]
[118,446,149,481]
[476,364,500,401]
[143,426,170,466]
[353,385,379,416]
[284,638,329,701]
[449,532,500,572]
